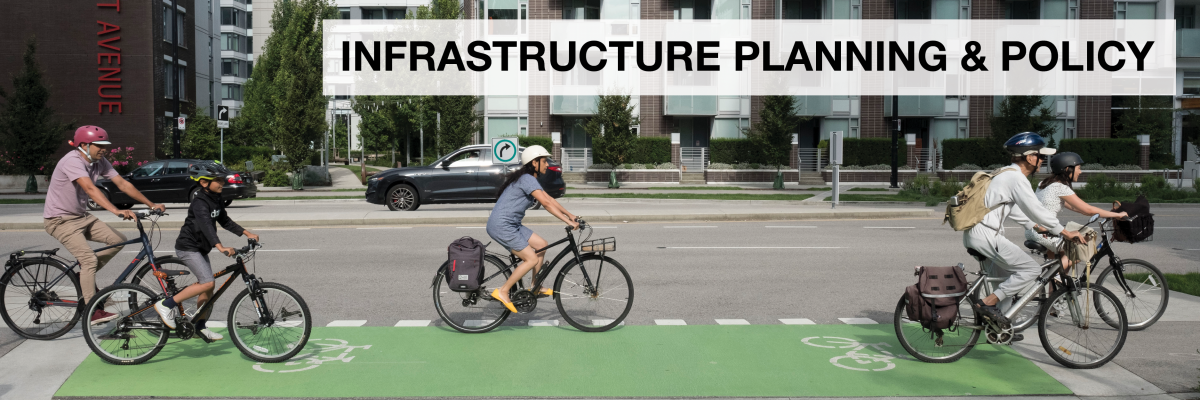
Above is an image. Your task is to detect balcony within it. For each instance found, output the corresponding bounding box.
[551,96,599,115]
[1179,29,1200,58]
[665,96,717,115]
[793,96,857,117]
[884,96,946,117]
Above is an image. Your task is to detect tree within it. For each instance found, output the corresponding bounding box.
[989,95,1058,144]
[1113,96,1175,165]
[180,108,220,161]
[0,38,74,193]
[583,94,640,166]
[239,0,297,146]
[745,96,806,167]
[430,95,481,156]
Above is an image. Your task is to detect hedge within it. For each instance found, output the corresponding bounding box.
[841,138,906,167]
[1058,138,1138,166]
[626,137,671,164]
[517,136,553,151]
[223,146,276,164]
[943,138,1007,170]
[711,138,759,164]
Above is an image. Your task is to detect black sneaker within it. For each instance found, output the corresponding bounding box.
[1012,333,1024,342]
[972,298,1011,328]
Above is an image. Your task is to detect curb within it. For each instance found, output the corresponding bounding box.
[0,209,934,230]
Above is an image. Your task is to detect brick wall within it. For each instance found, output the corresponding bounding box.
[971,0,1005,19]
[1077,96,1111,138]
[752,0,774,19]
[862,0,895,19]
[585,170,681,182]
[528,96,553,137]
[530,0,563,19]
[642,0,675,19]
[861,96,887,138]
[706,170,800,183]
[641,96,668,137]
[1080,0,1112,19]
[969,96,993,138]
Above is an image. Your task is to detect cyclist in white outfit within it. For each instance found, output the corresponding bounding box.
[1025,152,1127,271]
[964,133,1085,331]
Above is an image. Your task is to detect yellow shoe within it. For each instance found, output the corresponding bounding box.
[491,289,518,313]
[536,288,553,297]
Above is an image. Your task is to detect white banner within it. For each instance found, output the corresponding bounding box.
[323,19,1176,97]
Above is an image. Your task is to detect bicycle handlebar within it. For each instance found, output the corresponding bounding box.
[236,239,261,255]
[134,209,167,219]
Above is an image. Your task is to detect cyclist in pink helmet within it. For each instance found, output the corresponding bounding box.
[44,125,166,325]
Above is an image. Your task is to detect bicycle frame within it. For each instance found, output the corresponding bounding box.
[965,257,1091,327]
[480,225,599,293]
[124,252,276,332]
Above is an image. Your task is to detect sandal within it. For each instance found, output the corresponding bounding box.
[535,287,553,298]
[491,289,518,313]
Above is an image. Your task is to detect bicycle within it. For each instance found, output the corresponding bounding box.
[431,217,633,333]
[82,239,312,365]
[0,209,199,340]
[894,214,1129,369]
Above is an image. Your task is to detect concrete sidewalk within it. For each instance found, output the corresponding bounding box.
[0,200,934,230]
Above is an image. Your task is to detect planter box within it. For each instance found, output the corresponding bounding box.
[705,169,800,183]
[585,169,680,183]
[822,170,918,183]
[0,175,49,191]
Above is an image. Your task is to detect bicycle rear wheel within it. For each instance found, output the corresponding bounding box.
[82,284,168,365]
[0,259,83,340]
[554,255,633,332]
[894,295,980,363]
[228,282,311,363]
[433,255,512,333]
[1038,286,1127,369]
[1094,259,1167,331]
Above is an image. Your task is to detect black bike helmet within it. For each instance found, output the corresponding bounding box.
[189,163,228,181]
[1050,152,1084,175]
[1004,132,1057,157]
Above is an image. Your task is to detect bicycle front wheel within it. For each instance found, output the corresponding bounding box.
[894,295,979,363]
[82,284,168,365]
[0,258,83,340]
[432,255,512,333]
[131,257,200,318]
[1094,259,1168,331]
[554,255,633,332]
[1038,286,1127,369]
[228,282,311,363]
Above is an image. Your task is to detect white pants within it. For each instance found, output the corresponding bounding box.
[963,225,1042,312]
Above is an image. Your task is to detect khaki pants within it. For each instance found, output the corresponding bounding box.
[44,214,128,303]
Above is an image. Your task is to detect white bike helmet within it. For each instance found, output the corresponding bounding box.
[520,145,551,166]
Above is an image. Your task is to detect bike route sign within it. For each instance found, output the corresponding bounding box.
[55,325,1069,398]
[492,137,519,165]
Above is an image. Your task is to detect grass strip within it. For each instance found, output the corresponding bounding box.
[646,186,743,190]
[837,193,935,202]
[0,199,45,204]
[564,193,813,201]
[1124,272,1200,297]
[331,188,367,192]
[848,188,891,192]
[235,196,363,201]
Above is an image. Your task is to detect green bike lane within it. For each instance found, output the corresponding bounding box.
[56,324,1069,398]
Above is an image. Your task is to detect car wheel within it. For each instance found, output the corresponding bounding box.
[223,199,233,207]
[386,184,420,211]
[528,202,542,210]
[86,198,103,211]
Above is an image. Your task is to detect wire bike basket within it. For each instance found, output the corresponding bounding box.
[579,237,616,253]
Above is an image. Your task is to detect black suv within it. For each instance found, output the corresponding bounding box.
[366,145,565,211]
[89,159,258,210]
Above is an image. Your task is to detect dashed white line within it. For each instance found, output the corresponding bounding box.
[394,320,431,327]
[839,318,879,325]
[326,320,367,327]
[456,227,486,229]
[655,319,687,325]
[664,226,718,229]
[358,227,412,230]
[765,226,817,228]
[779,319,816,325]
[254,228,311,231]
[528,320,560,327]
[864,227,914,229]
[715,319,750,325]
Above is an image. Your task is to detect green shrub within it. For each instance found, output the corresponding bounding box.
[711,138,757,164]
[841,138,905,167]
[1058,139,1138,166]
[261,168,290,187]
[943,138,1007,170]
[627,137,671,164]
[225,146,276,165]
[517,136,553,151]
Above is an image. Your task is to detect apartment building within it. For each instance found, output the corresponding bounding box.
[220,0,255,118]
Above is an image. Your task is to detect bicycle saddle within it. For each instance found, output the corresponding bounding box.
[965,248,987,262]
[1023,240,1048,253]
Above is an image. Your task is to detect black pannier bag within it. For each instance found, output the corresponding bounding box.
[446,237,485,292]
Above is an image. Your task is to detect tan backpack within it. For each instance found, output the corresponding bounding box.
[943,168,1016,231]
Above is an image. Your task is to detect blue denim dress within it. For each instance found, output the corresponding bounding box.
[486,174,542,252]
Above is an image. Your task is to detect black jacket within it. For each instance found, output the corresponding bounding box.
[176,188,245,253]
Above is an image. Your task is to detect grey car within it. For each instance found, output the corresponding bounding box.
[365,145,565,211]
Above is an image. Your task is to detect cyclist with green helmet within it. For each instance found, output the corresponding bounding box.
[154,163,259,342]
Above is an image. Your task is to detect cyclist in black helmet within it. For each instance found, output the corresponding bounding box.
[154,163,259,342]
[1026,152,1127,271]
[963,132,1085,337]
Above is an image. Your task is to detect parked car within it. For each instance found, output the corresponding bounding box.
[366,144,565,211]
[87,159,258,210]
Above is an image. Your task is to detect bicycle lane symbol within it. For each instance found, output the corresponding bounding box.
[253,338,372,373]
[801,336,908,372]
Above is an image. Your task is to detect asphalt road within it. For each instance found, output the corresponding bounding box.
[1,207,1198,392]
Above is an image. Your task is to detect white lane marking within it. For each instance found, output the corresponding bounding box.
[326,320,367,327]
[1157,227,1200,229]
[394,320,431,327]
[863,227,914,229]
[766,226,817,228]
[456,227,486,229]
[464,320,495,327]
[664,226,718,228]
[358,227,412,230]
[655,319,687,325]
[658,247,846,249]
[839,318,879,325]
[206,322,228,328]
[779,319,816,325]
[528,320,559,327]
[254,228,311,231]
[591,226,618,229]
[120,249,318,254]
[592,319,625,326]
[715,319,750,325]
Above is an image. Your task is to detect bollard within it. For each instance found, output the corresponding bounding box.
[608,169,620,189]
[773,169,784,190]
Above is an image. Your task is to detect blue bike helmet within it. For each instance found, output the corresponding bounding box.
[1004,132,1057,156]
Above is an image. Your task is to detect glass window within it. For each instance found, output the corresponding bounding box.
[1178,6,1196,29]
[363,8,384,19]
[896,0,931,19]
[222,33,241,51]
[1114,2,1155,19]
[178,64,186,100]
[221,8,233,25]
[564,0,602,19]
[177,11,186,46]
[1007,1,1039,19]
[487,117,519,141]
[387,8,407,19]
[222,84,243,100]
[932,0,959,19]
[222,59,235,76]
[711,0,741,19]
[166,161,191,175]
[781,0,821,19]
[1184,74,1200,95]
[165,63,175,98]
[131,162,166,177]
[339,7,350,19]
[1043,0,1068,18]
[446,150,485,167]
[712,118,746,139]
[246,11,252,28]
[164,6,173,43]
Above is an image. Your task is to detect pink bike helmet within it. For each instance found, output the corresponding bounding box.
[71,126,111,146]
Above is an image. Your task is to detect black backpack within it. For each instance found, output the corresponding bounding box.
[1112,195,1155,243]
[446,237,485,292]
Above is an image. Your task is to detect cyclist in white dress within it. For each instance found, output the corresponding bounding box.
[1025,152,1127,271]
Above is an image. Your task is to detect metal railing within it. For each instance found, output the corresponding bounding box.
[562,148,592,172]
[911,149,939,172]
[797,148,825,171]
[680,147,709,172]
